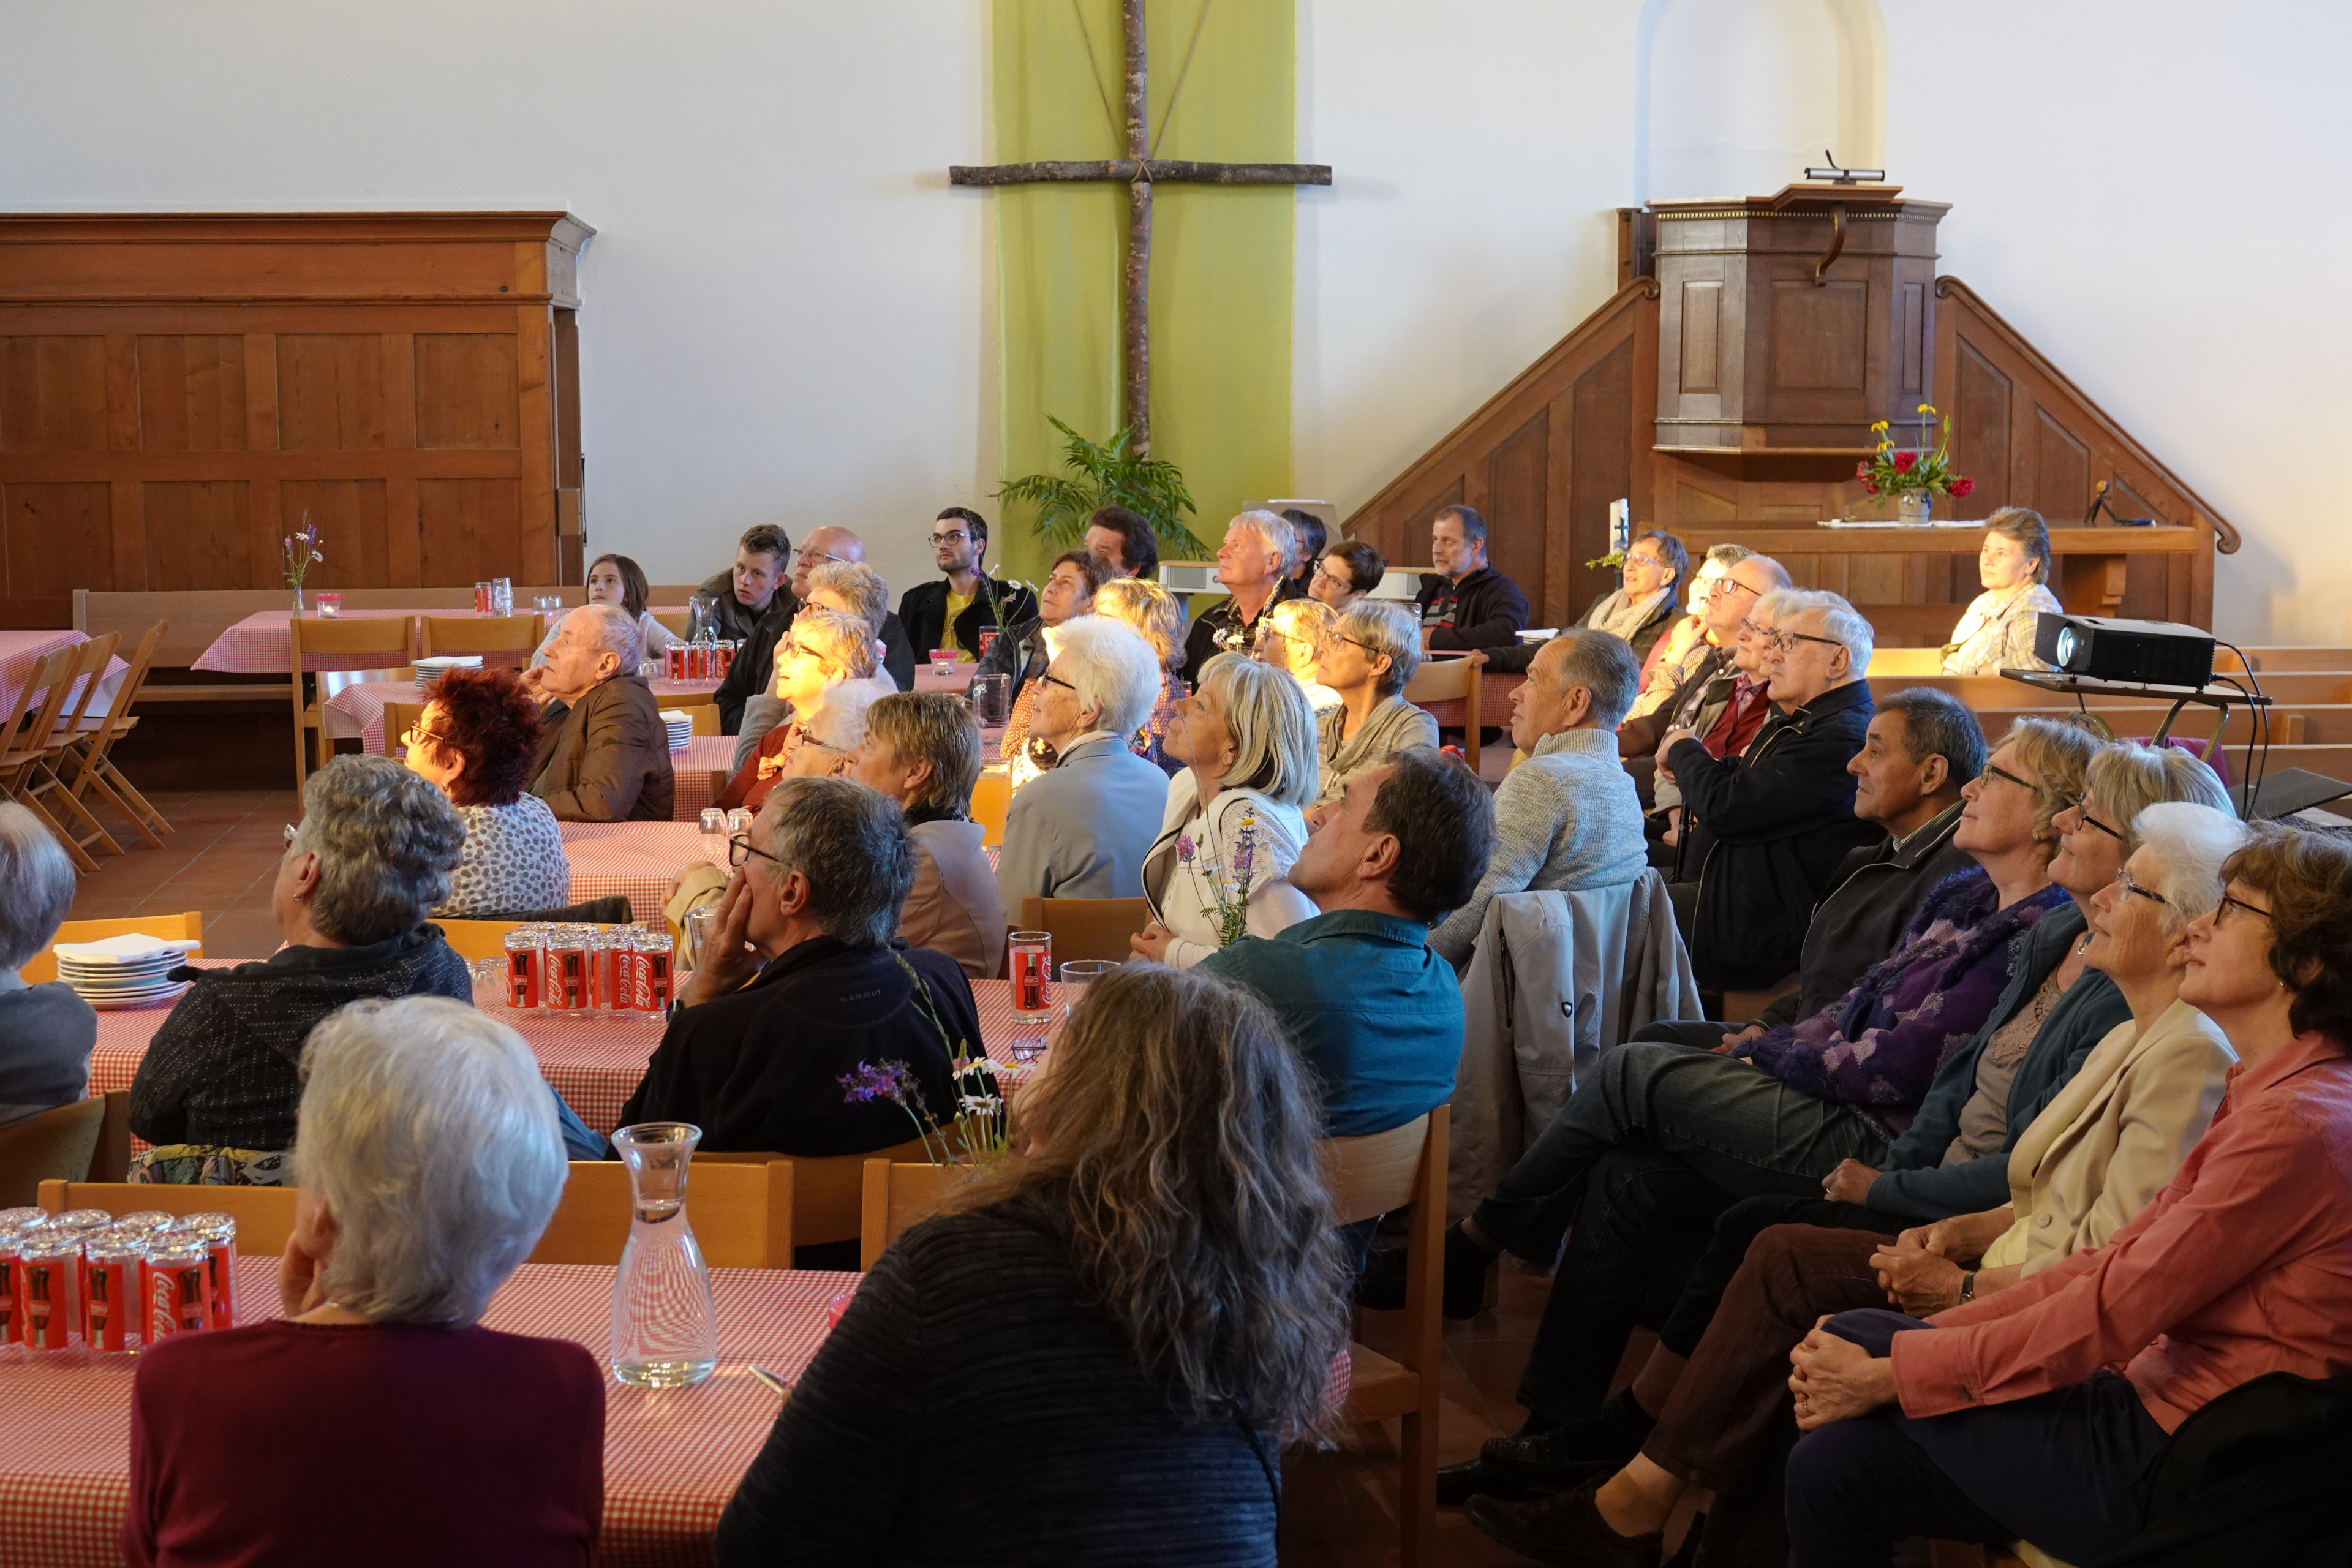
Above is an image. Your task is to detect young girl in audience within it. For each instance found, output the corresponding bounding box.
[715,964,1350,1566]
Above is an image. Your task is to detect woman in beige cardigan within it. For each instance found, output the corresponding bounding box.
[1870,801,2248,1306]
[1311,599,1439,808]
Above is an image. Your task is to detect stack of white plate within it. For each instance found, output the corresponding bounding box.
[52,933,200,1011]
[660,709,693,753]
[413,655,484,693]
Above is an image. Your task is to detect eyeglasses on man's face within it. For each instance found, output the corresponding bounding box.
[1312,565,1355,594]
[1766,627,1843,657]
[928,530,970,546]
[1711,576,1762,601]
[728,832,785,871]
[795,547,845,567]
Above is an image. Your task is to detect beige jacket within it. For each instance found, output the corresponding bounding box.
[900,818,1006,981]
[1982,998,2234,1275]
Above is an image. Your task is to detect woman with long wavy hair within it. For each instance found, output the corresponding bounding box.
[715,963,1352,1566]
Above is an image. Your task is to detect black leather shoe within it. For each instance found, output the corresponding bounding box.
[1463,1479,1663,1567]
[1434,1455,1538,1507]
[1353,1224,1494,1319]
[1479,1393,1651,1486]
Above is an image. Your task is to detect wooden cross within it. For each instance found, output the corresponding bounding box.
[950,0,1330,455]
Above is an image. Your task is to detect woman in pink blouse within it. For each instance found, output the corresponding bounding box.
[1778,823,2352,1568]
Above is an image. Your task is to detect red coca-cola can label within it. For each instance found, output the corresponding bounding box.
[615,945,647,1011]
[203,1237,237,1329]
[508,946,539,1008]
[1012,946,1049,1013]
[83,1254,138,1352]
[142,1256,211,1342]
[0,1246,17,1342]
[552,948,587,1009]
[713,644,734,679]
[665,644,687,680]
[13,1254,70,1349]
[979,628,1001,658]
[642,946,672,1011]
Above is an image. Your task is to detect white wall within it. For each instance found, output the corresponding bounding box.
[0,0,993,603]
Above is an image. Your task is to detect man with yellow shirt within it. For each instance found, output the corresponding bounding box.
[897,507,1037,662]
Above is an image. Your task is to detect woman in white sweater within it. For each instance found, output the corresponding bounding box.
[1131,654,1320,971]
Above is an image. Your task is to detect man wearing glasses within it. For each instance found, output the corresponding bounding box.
[714,524,916,731]
[896,507,1036,663]
[1619,551,1791,795]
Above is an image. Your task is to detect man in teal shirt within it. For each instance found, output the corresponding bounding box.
[1199,747,1495,1137]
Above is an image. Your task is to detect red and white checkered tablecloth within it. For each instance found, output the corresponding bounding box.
[562,823,733,924]
[0,631,129,726]
[0,1257,859,1568]
[668,736,737,821]
[194,608,697,676]
[331,677,726,755]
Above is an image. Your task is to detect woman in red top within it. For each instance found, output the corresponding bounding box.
[1778,824,2352,1568]
[715,607,883,812]
[123,996,603,1568]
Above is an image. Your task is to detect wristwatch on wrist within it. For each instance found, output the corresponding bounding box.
[1958,1270,1978,1305]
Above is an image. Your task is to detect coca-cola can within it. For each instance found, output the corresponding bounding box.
[142,1238,211,1343]
[55,1209,113,1234]
[665,643,687,680]
[15,1232,79,1349]
[636,930,673,1012]
[613,937,646,1012]
[713,641,736,679]
[183,1214,239,1329]
[113,1211,175,1236]
[505,930,542,1009]
[83,1231,143,1352]
[0,1224,24,1343]
[548,935,588,1010]
[0,1207,44,1232]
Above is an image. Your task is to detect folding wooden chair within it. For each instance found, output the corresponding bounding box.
[0,1099,106,1206]
[1402,652,1485,774]
[704,1136,932,1253]
[62,619,173,847]
[858,1159,970,1267]
[21,912,203,985]
[290,615,418,790]
[418,614,543,663]
[651,610,692,639]
[1331,1107,1449,1568]
[27,633,127,865]
[1017,895,1150,967]
[677,703,720,736]
[0,644,115,872]
[40,1180,298,1253]
[530,1159,793,1267]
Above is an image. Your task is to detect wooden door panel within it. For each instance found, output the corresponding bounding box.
[414,333,519,450]
[281,478,390,590]
[276,334,386,450]
[418,478,522,584]
[143,480,252,589]
[137,335,249,451]
[0,336,109,453]
[2032,408,2090,521]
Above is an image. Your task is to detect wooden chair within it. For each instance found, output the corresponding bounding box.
[22,911,203,985]
[418,614,544,662]
[704,1136,932,1251]
[20,636,128,867]
[1332,1108,1449,1568]
[432,918,631,963]
[677,703,720,736]
[1017,896,1150,966]
[39,1180,299,1253]
[970,766,1011,848]
[858,1159,971,1267]
[0,643,119,872]
[290,615,418,788]
[91,1091,132,1183]
[1403,652,1485,774]
[62,619,173,848]
[0,1099,106,1206]
[529,1159,793,1267]
[652,610,692,639]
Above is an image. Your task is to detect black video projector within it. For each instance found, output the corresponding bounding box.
[2032,612,2216,688]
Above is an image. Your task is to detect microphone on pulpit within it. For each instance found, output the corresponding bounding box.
[2081,480,2153,527]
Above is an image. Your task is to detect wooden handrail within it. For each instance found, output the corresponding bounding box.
[1935,277,2242,556]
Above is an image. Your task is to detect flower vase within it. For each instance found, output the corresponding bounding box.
[608,1121,719,1389]
[1897,490,1932,525]
[291,586,306,615]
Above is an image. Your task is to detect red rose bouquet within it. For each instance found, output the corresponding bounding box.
[1856,404,1973,507]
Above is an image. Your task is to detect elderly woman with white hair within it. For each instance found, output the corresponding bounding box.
[1311,599,1439,808]
[717,607,890,810]
[1182,510,1303,688]
[995,617,1172,907]
[1255,597,1343,712]
[525,599,673,822]
[1130,654,1321,970]
[0,802,95,1131]
[124,996,604,1566]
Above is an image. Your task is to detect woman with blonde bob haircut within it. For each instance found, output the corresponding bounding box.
[1311,598,1439,807]
[718,606,884,810]
[1133,652,1322,970]
[1093,575,1188,775]
[716,964,1350,1564]
[124,995,605,1566]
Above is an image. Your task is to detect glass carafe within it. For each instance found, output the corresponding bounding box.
[686,591,720,644]
[608,1121,718,1388]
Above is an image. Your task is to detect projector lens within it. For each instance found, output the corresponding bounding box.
[2055,627,2079,668]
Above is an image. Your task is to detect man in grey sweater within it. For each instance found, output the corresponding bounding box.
[1431,628,1648,967]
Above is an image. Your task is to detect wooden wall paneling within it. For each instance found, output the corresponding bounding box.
[381,333,421,586]
[241,334,277,453]
[1,335,108,453]
[276,334,386,451]
[138,335,249,451]
[418,478,522,586]
[415,333,518,449]
[1483,414,1547,621]
[5,483,113,619]
[109,479,145,590]
[553,307,582,586]
[247,477,282,592]
[104,336,140,453]
[145,480,252,590]
[1566,336,1637,622]
[281,480,389,590]
[514,305,556,584]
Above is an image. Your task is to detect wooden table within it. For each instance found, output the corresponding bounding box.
[0,1256,860,1568]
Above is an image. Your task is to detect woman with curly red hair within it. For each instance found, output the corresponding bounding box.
[402,665,572,918]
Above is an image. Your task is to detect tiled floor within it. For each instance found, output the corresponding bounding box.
[65,789,300,960]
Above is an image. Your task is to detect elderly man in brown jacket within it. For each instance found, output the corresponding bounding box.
[527,603,674,822]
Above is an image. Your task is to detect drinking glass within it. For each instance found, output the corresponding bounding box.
[929,649,959,676]
[314,593,342,619]
[970,673,1011,728]
[683,904,721,968]
[698,807,728,835]
[534,594,564,615]
[1060,959,1119,985]
[491,577,513,616]
[608,1122,718,1389]
[1009,930,1053,1023]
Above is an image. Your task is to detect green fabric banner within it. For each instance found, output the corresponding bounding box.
[989,0,1297,587]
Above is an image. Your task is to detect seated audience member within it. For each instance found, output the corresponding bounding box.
[1417,718,2091,1372]
[1444,731,2223,1502]
[1200,747,1493,1136]
[402,666,570,919]
[0,802,94,1131]
[1577,530,1687,667]
[1313,600,1439,808]
[620,777,981,1153]
[1617,552,1790,810]
[1775,823,2352,1568]
[129,757,475,1180]
[124,997,601,1568]
[714,964,1348,1566]
[1081,502,1161,582]
[1651,589,1776,860]
[1132,655,1321,970]
[977,548,1107,779]
[530,552,676,669]
[1624,543,1750,722]
[699,522,794,651]
[526,603,673,823]
[1279,507,1329,588]
[1464,803,2255,1564]
[1256,597,1343,710]
[737,556,900,750]
[1093,576,1188,774]
[1657,587,1879,990]
[1430,628,1648,967]
[994,618,1170,907]
[717,608,884,807]
[1415,504,1529,652]
[1183,510,1304,685]
[1637,688,1984,1050]
[1310,538,1387,614]
[1942,506,2062,676]
[848,692,1006,980]
[896,507,1037,662]
[715,526,915,731]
